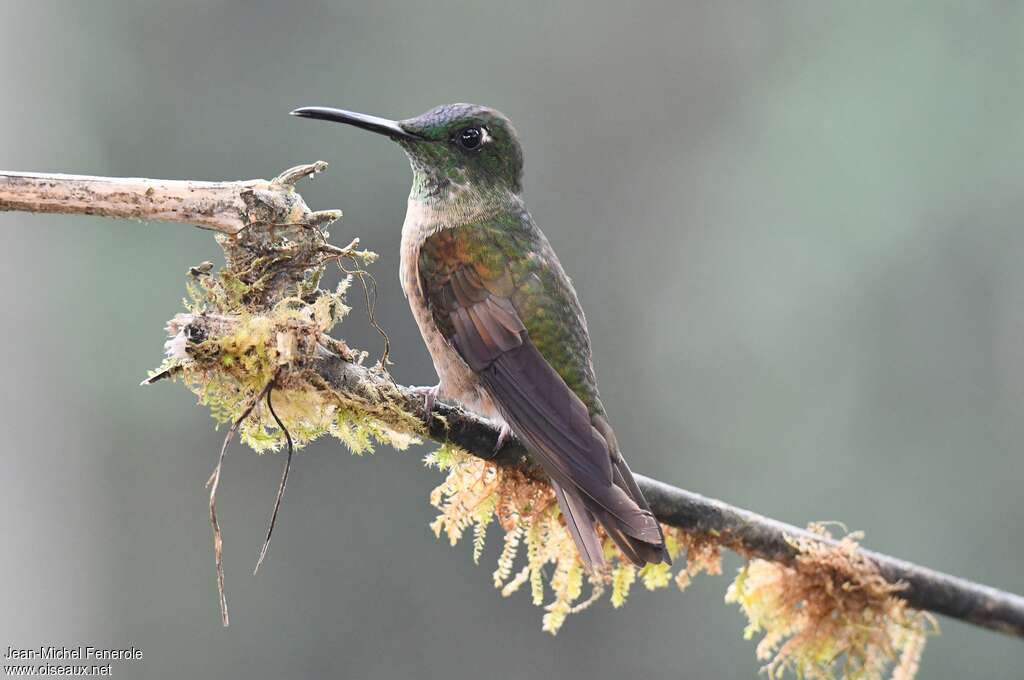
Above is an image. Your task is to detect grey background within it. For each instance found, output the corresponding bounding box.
[2,2,1022,678]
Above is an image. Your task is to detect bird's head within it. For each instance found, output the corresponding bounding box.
[291,103,524,200]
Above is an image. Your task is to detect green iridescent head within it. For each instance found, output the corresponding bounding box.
[291,103,524,198]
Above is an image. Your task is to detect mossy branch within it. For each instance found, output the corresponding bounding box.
[312,351,1024,640]
[2,165,1022,677]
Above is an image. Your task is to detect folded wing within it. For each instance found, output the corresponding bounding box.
[428,260,668,571]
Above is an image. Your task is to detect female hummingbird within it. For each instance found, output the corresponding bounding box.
[291,103,669,571]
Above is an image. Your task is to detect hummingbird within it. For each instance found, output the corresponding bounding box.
[291,103,669,571]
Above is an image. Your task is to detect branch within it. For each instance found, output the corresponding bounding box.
[315,355,1024,639]
[2,166,1022,642]
[0,163,340,234]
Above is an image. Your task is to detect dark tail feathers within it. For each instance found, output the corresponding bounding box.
[552,458,671,573]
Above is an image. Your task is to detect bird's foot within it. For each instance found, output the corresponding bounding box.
[410,384,440,421]
[492,421,514,457]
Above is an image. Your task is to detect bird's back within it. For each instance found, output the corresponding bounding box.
[417,208,605,417]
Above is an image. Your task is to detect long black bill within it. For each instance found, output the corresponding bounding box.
[290,107,420,141]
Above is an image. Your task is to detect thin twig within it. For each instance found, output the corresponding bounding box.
[206,380,275,627]
[139,365,181,386]
[337,257,392,371]
[254,380,294,575]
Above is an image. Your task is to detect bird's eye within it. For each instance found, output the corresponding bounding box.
[455,126,483,150]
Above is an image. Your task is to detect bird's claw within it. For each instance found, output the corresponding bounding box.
[411,384,440,421]
[493,421,514,457]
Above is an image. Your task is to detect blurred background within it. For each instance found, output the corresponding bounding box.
[2,1,1022,678]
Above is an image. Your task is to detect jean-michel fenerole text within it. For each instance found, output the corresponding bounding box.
[4,646,142,661]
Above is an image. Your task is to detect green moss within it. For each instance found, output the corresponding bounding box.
[158,247,421,461]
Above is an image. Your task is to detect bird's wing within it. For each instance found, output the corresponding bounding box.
[418,219,663,550]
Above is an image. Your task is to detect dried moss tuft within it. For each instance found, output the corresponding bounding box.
[427,453,935,679]
[425,449,724,635]
[149,227,425,628]
[151,242,422,460]
[726,524,936,680]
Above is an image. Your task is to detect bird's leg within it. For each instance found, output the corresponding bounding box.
[409,384,440,420]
